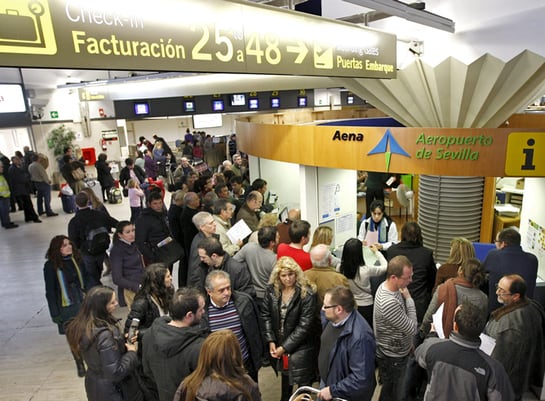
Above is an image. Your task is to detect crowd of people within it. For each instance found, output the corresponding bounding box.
[6,136,542,401]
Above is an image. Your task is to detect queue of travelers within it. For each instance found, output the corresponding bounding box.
[26,135,544,401]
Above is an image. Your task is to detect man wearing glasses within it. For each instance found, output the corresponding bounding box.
[484,228,538,313]
[318,286,376,401]
[484,274,545,401]
[373,255,418,401]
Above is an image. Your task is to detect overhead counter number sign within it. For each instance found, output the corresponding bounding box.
[0,0,396,79]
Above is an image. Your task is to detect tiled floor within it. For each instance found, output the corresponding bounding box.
[0,192,539,401]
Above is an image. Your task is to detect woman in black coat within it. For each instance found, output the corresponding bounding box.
[65,286,143,401]
[44,235,86,376]
[95,153,115,202]
[262,256,321,401]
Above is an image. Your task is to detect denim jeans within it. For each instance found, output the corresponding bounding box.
[0,197,11,227]
[34,182,53,215]
[377,353,409,401]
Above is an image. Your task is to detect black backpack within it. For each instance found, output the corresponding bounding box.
[85,226,110,255]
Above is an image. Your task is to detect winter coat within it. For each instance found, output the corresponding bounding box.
[135,207,172,262]
[262,285,320,385]
[142,316,207,401]
[124,294,163,337]
[110,240,145,293]
[81,326,142,401]
[120,165,146,188]
[95,159,115,188]
[174,375,261,401]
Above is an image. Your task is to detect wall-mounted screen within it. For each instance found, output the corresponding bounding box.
[193,113,223,129]
[230,94,246,106]
[347,95,354,104]
[184,100,195,112]
[271,97,280,108]
[297,96,307,107]
[212,99,224,111]
[134,102,150,115]
[0,84,26,113]
[248,98,259,110]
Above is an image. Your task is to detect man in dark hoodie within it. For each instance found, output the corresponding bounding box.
[142,287,207,401]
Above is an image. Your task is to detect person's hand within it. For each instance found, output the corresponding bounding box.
[399,287,412,300]
[236,239,243,247]
[369,244,379,253]
[270,343,284,359]
[362,240,368,246]
[374,243,384,250]
[126,342,137,353]
[318,386,332,401]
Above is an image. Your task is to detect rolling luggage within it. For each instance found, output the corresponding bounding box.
[108,187,123,204]
[85,179,102,201]
[61,194,76,213]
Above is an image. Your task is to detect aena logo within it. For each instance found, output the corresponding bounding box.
[367,129,410,171]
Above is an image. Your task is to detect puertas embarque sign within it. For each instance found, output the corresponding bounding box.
[0,0,396,78]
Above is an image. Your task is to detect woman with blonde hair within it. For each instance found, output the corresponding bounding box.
[310,225,340,268]
[433,237,476,293]
[248,212,278,243]
[262,256,320,401]
[174,330,261,401]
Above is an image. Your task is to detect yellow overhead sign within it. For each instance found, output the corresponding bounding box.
[505,132,545,176]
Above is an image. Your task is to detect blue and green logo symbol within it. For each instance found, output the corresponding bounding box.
[367,128,410,171]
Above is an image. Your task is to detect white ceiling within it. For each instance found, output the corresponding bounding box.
[3,0,545,102]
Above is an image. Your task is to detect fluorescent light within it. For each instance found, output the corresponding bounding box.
[343,0,455,33]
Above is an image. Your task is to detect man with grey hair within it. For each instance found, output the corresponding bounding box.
[235,190,262,232]
[187,211,217,287]
[305,244,349,305]
[201,269,263,382]
[212,198,241,256]
[178,192,201,286]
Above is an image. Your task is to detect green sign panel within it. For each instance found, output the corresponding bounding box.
[50,110,58,118]
[0,0,396,79]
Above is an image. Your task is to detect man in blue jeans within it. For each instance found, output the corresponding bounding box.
[374,255,418,401]
[28,154,58,217]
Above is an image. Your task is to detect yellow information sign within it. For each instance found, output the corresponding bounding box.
[505,132,545,176]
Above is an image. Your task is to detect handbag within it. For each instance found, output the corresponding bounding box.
[71,168,85,181]
[154,237,184,266]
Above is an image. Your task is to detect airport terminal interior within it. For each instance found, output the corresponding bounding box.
[2,1,545,401]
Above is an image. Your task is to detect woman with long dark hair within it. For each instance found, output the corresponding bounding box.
[95,153,115,202]
[339,238,387,327]
[44,234,86,376]
[174,330,261,401]
[357,199,398,251]
[65,286,143,401]
[262,256,320,401]
[110,221,145,309]
[124,263,174,336]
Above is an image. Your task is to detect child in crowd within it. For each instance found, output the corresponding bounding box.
[127,179,145,223]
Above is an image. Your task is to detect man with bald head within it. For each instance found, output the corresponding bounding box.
[235,190,262,232]
[484,274,545,401]
[305,244,349,305]
[277,208,301,244]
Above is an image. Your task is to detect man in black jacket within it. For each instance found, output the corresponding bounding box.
[119,158,146,191]
[142,287,207,401]
[135,191,181,269]
[68,191,118,289]
[201,270,264,382]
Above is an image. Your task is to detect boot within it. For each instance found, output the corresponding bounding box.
[72,351,86,377]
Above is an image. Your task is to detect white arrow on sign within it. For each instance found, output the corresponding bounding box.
[286,40,309,64]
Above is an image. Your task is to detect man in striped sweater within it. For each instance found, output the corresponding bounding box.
[201,269,263,382]
[374,255,418,401]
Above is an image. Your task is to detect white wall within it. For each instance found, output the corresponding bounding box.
[519,178,545,279]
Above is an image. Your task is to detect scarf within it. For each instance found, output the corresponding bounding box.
[56,256,85,307]
[369,218,388,243]
[491,298,529,321]
[437,277,473,338]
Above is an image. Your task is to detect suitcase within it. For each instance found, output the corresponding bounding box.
[85,179,102,201]
[108,187,123,204]
[61,194,76,214]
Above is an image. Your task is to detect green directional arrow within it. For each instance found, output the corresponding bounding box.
[385,151,392,172]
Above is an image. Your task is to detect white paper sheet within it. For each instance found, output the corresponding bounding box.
[432,303,445,339]
[479,333,496,355]
[365,230,379,246]
[227,219,252,244]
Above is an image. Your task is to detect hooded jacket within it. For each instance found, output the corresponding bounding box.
[142,316,207,401]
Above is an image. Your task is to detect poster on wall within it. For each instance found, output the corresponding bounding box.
[525,219,545,276]
[319,183,340,222]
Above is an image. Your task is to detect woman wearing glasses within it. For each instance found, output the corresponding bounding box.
[262,256,320,401]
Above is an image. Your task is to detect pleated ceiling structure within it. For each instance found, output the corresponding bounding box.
[333,50,545,262]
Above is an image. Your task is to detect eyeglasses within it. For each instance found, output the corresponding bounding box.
[495,283,512,295]
[322,304,338,309]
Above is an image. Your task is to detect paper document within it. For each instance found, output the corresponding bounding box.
[227,220,252,244]
[479,333,496,355]
[365,230,379,246]
[432,303,445,339]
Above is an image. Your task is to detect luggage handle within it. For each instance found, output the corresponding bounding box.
[288,386,347,401]
[6,9,20,15]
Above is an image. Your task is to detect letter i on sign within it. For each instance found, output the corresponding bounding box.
[521,138,535,170]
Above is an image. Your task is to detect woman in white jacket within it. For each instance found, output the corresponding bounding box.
[339,238,387,328]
